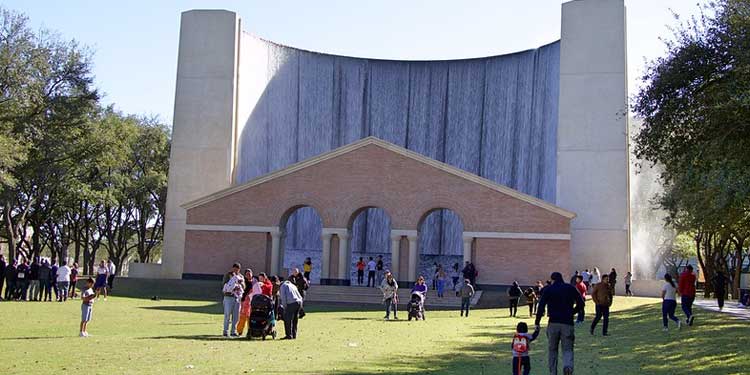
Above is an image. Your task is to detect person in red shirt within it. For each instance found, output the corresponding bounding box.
[678,265,697,326]
[575,275,587,324]
[258,272,273,296]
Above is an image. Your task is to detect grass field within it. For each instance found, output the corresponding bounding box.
[0,294,747,375]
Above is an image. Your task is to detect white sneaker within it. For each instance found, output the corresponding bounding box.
[662,327,668,332]
[79,332,86,337]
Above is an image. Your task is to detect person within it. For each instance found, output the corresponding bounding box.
[380,271,399,320]
[508,281,523,317]
[533,280,544,314]
[462,261,477,288]
[366,257,377,287]
[591,267,601,288]
[356,257,366,285]
[279,279,303,339]
[451,263,461,294]
[661,273,681,331]
[412,276,428,295]
[569,271,579,285]
[237,270,260,336]
[608,268,618,296]
[79,277,96,337]
[302,257,312,281]
[459,278,475,317]
[581,269,591,291]
[259,272,273,296]
[0,255,5,301]
[288,268,309,299]
[93,260,108,300]
[375,255,384,286]
[436,269,447,298]
[432,263,440,289]
[106,259,117,292]
[50,260,59,301]
[69,263,79,299]
[4,260,17,300]
[28,258,40,301]
[713,271,728,311]
[222,270,244,337]
[590,274,613,336]
[56,262,71,302]
[574,276,587,324]
[678,265,696,326]
[535,272,584,375]
[624,271,633,296]
[16,259,29,301]
[38,259,51,302]
[511,322,540,375]
[270,275,282,317]
[523,286,537,318]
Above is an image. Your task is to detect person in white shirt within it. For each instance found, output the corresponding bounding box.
[106,259,117,292]
[94,260,109,300]
[279,280,304,339]
[56,263,71,302]
[366,257,377,288]
[80,277,96,337]
[661,273,681,331]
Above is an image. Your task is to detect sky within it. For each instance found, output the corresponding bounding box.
[3,0,704,124]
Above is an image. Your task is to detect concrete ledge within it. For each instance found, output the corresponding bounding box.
[128,262,162,279]
[183,273,223,281]
[320,278,350,286]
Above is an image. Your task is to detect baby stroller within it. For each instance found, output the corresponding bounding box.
[407,292,426,321]
[248,294,277,340]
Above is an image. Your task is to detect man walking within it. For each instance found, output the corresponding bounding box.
[535,272,584,375]
[678,265,697,326]
[280,279,304,339]
[590,274,613,336]
[375,255,385,287]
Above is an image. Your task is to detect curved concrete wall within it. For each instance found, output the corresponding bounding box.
[235,37,560,258]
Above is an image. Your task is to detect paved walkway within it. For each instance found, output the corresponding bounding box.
[694,298,750,320]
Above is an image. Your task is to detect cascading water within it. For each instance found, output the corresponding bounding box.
[236,35,560,279]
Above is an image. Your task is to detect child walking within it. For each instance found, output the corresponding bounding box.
[511,322,540,375]
[80,278,96,337]
[436,269,447,298]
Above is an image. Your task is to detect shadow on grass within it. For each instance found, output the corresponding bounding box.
[329,301,750,375]
[139,334,233,342]
[0,336,67,340]
[139,303,222,315]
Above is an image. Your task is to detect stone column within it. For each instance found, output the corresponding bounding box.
[407,235,418,282]
[270,230,281,275]
[462,236,473,265]
[337,233,350,281]
[390,234,402,277]
[321,233,333,279]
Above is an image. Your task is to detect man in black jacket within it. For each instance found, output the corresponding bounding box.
[4,260,16,300]
[288,268,309,299]
[535,272,585,375]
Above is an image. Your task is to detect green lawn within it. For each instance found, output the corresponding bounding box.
[0,294,747,374]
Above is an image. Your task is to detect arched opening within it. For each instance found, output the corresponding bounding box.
[417,208,464,289]
[279,205,323,284]
[347,207,392,286]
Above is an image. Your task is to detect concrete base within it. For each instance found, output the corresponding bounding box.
[127,263,162,279]
[183,273,223,281]
[320,278,350,286]
[631,279,665,298]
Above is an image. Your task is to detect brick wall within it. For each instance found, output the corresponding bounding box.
[184,230,268,276]
[474,238,571,286]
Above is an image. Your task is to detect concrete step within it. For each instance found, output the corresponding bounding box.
[304,285,482,307]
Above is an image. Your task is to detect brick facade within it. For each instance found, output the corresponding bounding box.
[182,138,574,285]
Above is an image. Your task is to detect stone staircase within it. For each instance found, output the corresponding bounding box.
[304,285,482,308]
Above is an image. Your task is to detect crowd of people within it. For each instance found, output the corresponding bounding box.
[0,254,117,303]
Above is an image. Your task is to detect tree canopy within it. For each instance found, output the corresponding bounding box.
[633,0,750,296]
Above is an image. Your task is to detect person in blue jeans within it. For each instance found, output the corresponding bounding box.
[661,273,681,331]
[380,271,399,320]
[535,272,584,375]
[221,265,244,337]
[459,279,475,317]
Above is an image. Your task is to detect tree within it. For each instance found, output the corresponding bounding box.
[633,0,750,297]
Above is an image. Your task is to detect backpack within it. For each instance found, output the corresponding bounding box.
[512,334,529,354]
